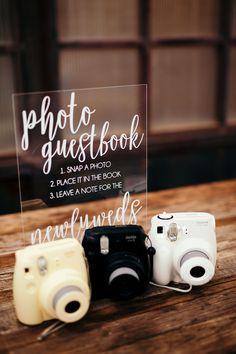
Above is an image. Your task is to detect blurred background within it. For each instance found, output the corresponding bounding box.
[1,0,236,214]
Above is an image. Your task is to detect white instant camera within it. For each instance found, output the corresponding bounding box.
[148,212,217,286]
[13,238,91,325]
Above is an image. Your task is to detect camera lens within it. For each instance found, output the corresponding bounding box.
[190,266,205,278]
[109,267,140,300]
[180,250,215,286]
[65,300,80,313]
[105,252,148,300]
[52,285,87,322]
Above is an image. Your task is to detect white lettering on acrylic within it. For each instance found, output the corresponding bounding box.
[21,92,144,174]
[31,192,142,244]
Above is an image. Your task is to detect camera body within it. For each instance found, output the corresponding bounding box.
[13,238,91,325]
[82,225,150,300]
[149,212,216,286]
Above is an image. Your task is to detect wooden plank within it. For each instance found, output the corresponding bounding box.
[0,179,236,353]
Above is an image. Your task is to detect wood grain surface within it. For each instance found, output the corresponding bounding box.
[0,179,236,354]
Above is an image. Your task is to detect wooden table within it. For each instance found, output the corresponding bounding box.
[1,179,236,354]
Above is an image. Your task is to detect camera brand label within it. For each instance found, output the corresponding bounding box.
[196,221,209,226]
[125,235,137,242]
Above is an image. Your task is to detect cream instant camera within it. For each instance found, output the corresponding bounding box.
[148,212,217,286]
[13,238,91,325]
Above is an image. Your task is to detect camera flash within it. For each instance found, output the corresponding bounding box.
[37,256,48,276]
[100,235,109,255]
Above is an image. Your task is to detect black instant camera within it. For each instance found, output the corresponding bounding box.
[82,225,151,300]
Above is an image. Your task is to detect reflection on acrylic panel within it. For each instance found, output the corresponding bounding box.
[13,85,147,244]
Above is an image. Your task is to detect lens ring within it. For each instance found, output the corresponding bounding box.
[180,250,209,267]
[109,267,140,299]
[109,267,139,284]
[104,252,148,300]
[180,257,215,286]
[52,285,82,310]
[52,285,90,323]
[109,271,141,300]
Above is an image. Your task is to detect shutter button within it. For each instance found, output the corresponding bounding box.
[157,212,173,220]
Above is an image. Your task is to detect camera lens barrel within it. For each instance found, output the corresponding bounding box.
[105,252,149,300]
[180,250,215,286]
[108,267,141,300]
[53,286,81,312]
[49,283,90,323]
[180,250,209,267]
[109,267,139,284]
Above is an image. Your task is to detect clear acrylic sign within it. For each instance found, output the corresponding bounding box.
[13,85,147,244]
